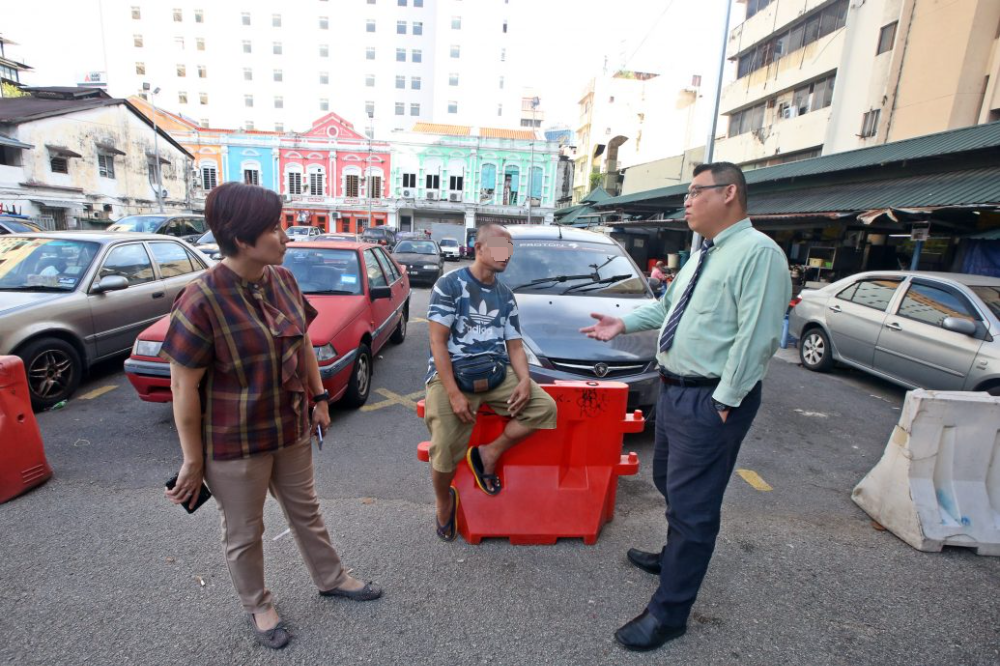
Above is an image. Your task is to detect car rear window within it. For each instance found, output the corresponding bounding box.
[836,278,901,312]
[108,215,168,233]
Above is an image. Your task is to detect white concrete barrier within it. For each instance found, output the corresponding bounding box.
[852,389,1000,556]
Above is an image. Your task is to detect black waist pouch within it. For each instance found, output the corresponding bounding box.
[452,356,507,394]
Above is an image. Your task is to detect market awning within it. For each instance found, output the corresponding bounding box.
[95,142,126,156]
[0,133,33,150]
[30,199,84,209]
[45,144,82,158]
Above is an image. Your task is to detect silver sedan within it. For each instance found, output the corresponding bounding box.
[789,271,1000,395]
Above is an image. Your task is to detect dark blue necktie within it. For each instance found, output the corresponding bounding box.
[658,240,714,353]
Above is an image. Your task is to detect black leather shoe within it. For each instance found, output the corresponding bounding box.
[626,548,662,576]
[614,610,686,652]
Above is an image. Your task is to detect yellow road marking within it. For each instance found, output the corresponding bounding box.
[410,317,428,324]
[77,385,118,400]
[736,469,773,492]
[360,388,426,412]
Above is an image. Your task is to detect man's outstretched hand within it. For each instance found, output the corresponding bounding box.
[580,313,626,342]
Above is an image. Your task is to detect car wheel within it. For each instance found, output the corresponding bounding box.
[980,382,1000,397]
[390,309,408,344]
[799,328,834,372]
[19,337,83,410]
[342,343,372,408]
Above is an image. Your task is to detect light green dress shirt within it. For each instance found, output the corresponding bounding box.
[621,218,792,407]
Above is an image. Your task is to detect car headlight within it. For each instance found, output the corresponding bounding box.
[523,344,543,367]
[313,343,338,362]
[423,264,439,270]
[133,339,163,357]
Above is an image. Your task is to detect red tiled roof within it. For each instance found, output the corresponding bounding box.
[411,123,471,136]
[480,127,536,140]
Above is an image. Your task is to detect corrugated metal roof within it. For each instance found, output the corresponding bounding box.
[411,123,471,136]
[599,121,1000,208]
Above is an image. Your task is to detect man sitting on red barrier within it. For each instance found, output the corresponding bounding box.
[423,224,557,542]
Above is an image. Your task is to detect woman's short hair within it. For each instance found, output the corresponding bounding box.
[205,182,283,257]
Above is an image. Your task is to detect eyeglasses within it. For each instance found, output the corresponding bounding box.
[684,183,732,202]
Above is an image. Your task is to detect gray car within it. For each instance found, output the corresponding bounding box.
[789,271,1000,395]
[107,214,207,244]
[0,232,209,408]
[498,226,660,417]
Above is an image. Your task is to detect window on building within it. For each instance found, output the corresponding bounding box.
[319,16,329,29]
[275,122,284,132]
[497,104,503,116]
[737,0,847,79]
[176,64,186,77]
[395,102,405,115]
[320,44,329,57]
[194,9,203,22]
[396,48,406,62]
[245,120,254,130]
[274,96,283,109]
[395,75,405,89]
[198,65,207,78]
[397,20,407,34]
[50,156,69,174]
[178,91,188,104]
[365,100,375,116]
[135,62,145,75]
[414,0,423,6]
[366,19,376,32]
[745,0,771,20]
[402,173,417,187]
[272,14,282,27]
[877,22,897,55]
[196,37,205,51]
[413,21,423,35]
[134,34,143,47]
[452,16,461,29]
[503,20,508,33]
[412,49,422,62]
[410,103,420,116]
[243,68,253,81]
[449,175,463,191]
[449,73,459,86]
[499,76,504,89]
[450,44,460,58]
[411,76,421,90]
[243,40,252,53]
[274,69,283,82]
[200,118,209,127]
[173,8,182,21]
[367,175,382,198]
[320,98,329,111]
[366,47,376,60]
[175,36,185,50]
[273,42,282,55]
[241,12,251,25]
[529,167,542,199]
[245,94,253,108]
[131,6,140,19]
[398,0,406,5]
[200,92,208,104]
[448,100,458,114]
[425,174,440,190]
[363,74,374,87]
[345,174,360,197]
[284,170,301,195]
[860,109,880,138]
[244,168,260,185]
[98,154,116,179]
[319,71,329,84]
[500,48,506,61]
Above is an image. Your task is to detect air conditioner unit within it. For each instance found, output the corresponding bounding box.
[94,210,111,221]
[426,191,438,200]
[448,193,461,202]
[283,194,292,202]
[402,189,413,198]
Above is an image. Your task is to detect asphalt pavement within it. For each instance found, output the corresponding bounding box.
[2,258,998,665]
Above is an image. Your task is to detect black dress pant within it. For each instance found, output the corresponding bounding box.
[647,380,762,626]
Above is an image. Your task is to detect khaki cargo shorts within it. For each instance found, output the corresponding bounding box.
[424,366,558,473]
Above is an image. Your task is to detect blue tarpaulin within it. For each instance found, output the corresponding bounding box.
[961,240,1000,277]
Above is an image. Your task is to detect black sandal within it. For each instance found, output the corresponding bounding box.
[436,486,459,542]
[467,447,502,496]
[246,614,291,650]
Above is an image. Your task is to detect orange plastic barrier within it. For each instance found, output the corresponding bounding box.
[416,380,643,545]
[0,356,52,503]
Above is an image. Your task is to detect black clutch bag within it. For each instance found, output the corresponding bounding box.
[165,474,213,514]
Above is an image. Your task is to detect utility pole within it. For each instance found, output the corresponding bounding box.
[527,96,539,225]
[367,113,374,232]
[145,83,165,213]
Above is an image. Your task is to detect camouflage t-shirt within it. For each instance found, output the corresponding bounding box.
[425,267,522,383]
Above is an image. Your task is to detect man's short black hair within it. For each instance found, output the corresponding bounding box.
[693,161,748,210]
[204,182,284,257]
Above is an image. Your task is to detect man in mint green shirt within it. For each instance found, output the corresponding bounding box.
[582,162,791,652]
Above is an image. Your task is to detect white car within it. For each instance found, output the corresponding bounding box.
[439,237,461,261]
[286,225,323,241]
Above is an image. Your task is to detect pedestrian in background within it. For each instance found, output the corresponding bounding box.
[581,162,791,652]
[650,261,667,282]
[162,182,381,650]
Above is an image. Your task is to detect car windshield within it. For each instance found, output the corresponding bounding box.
[440,239,458,247]
[499,240,648,297]
[196,230,215,245]
[0,237,101,291]
[1,219,41,233]
[395,241,437,255]
[107,215,168,233]
[970,285,1000,319]
[283,248,363,295]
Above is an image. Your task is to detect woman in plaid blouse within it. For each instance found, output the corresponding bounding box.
[162,182,382,650]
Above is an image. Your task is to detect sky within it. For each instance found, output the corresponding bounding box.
[3,0,736,132]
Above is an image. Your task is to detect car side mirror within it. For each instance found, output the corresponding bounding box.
[93,275,129,293]
[370,286,392,300]
[942,317,977,336]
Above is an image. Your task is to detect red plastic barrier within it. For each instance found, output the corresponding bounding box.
[0,356,52,503]
[416,380,643,545]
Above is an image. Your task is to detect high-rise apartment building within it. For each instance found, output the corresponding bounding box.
[98,0,521,135]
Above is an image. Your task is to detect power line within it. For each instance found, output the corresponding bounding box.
[621,0,677,70]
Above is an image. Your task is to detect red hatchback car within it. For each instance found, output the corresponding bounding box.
[124,241,410,407]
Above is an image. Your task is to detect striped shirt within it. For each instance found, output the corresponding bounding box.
[160,262,318,461]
